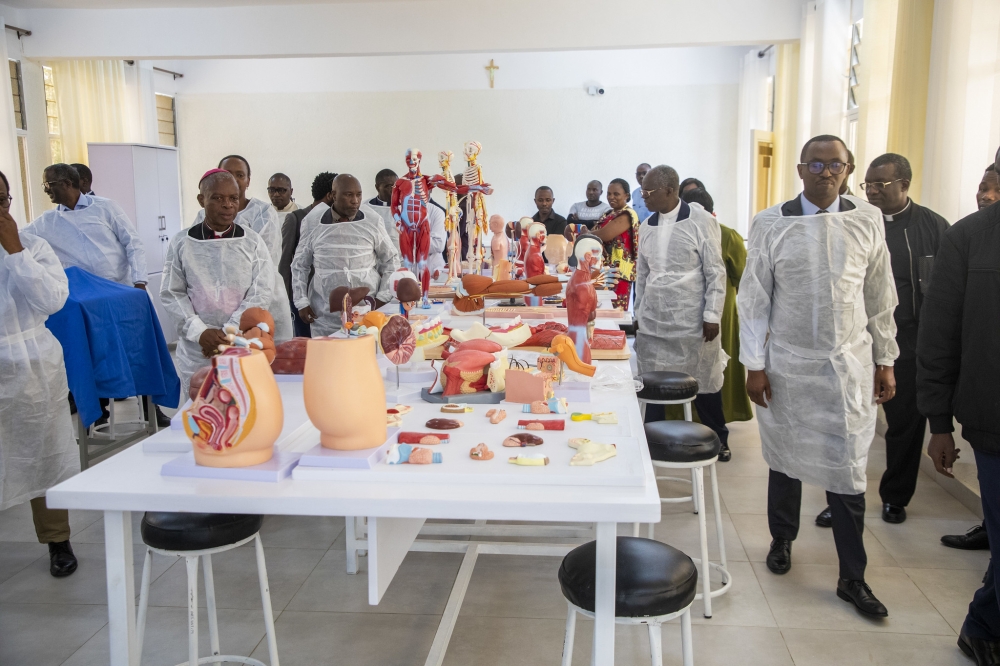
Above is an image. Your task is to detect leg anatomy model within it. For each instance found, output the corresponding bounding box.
[438,151,464,285]
[462,141,491,275]
[392,148,492,304]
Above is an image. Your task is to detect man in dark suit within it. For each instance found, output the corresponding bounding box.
[279,171,335,338]
[917,146,1000,665]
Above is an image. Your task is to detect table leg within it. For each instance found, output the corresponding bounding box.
[593,522,616,666]
[345,516,359,574]
[105,510,138,666]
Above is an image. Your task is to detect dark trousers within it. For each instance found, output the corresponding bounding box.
[644,390,729,447]
[963,448,1000,640]
[768,469,868,581]
[879,358,926,506]
[291,306,311,338]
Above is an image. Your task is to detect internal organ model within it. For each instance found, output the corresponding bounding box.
[489,215,510,280]
[515,217,533,278]
[183,348,284,468]
[221,307,277,363]
[565,235,602,364]
[438,151,463,285]
[524,222,548,306]
[462,141,491,274]
[392,149,491,305]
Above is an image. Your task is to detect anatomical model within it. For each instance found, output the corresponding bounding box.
[391,149,489,306]
[438,150,464,285]
[489,215,510,280]
[221,307,277,363]
[524,222,547,306]
[184,348,283,468]
[387,443,441,464]
[568,438,617,466]
[461,141,491,274]
[514,217,533,278]
[565,235,602,364]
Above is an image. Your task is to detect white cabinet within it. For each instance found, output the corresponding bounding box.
[87,143,182,344]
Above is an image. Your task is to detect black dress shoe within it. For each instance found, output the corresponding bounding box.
[882,503,906,524]
[49,541,78,578]
[815,507,832,528]
[717,442,731,463]
[958,629,1000,665]
[154,406,172,428]
[943,523,990,551]
[766,538,791,574]
[836,578,888,617]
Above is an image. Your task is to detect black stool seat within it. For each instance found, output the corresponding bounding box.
[645,421,721,463]
[558,537,698,617]
[141,513,264,551]
[637,372,698,401]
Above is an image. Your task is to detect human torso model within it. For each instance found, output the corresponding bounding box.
[565,236,602,364]
[514,216,533,278]
[461,142,490,274]
[438,151,463,285]
[489,215,511,280]
[525,222,547,278]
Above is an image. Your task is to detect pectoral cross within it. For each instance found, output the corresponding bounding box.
[485,59,499,89]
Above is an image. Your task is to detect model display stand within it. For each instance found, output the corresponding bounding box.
[297,428,400,470]
[161,450,302,482]
[421,388,505,404]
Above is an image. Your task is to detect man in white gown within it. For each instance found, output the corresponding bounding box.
[193,155,292,343]
[738,135,899,617]
[162,170,274,396]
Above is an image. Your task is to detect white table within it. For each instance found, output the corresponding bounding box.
[48,360,659,666]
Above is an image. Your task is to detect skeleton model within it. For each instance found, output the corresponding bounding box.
[392,149,487,305]
[438,150,464,285]
[461,141,491,274]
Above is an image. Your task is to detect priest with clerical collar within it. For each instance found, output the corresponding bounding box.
[739,134,899,619]
[291,174,399,337]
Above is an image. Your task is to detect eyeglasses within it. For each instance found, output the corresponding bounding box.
[0,195,12,207]
[266,187,289,194]
[861,179,904,192]
[640,187,665,198]
[800,162,848,175]
[42,179,66,189]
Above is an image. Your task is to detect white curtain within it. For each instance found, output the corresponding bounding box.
[49,60,142,165]
[0,18,28,225]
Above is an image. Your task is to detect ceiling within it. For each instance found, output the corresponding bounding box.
[3,0,424,7]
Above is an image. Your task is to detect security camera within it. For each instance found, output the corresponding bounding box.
[587,85,605,96]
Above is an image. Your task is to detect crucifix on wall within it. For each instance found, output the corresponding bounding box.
[485,59,499,89]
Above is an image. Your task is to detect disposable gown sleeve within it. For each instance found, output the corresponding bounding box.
[429,206,447,256]
[4,236,69,316]
[258,205,283,268]
[225,235,275,331]
[108,201,148,284]
[373,222,401,304]
[736,219,773,372]
[160,236,209,343]
[290,233,314,311]
[863,223,900,366]
[635,231,650,311]
[699,220,726,325]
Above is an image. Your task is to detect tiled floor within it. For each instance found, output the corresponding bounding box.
[0,413,988,665]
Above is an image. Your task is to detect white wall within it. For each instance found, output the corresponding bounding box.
[172,47,741,229]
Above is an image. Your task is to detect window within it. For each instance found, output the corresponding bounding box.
[847,20,862,110]
[43,66,63,164]
[156,93,176,147]
[17,135,32,219]
[9,60,25,131]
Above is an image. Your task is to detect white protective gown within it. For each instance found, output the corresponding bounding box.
[0,234,76,511]
[635,200,728,393]
[299,202,385,245]
[23,195,148,286]
[160,225,275,395]
[291,208,400,337]
[738,196,899,495]
[426,204,448,278]
[194,197,292,343]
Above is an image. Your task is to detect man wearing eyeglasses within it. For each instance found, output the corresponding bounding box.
[267,173,298,215]
[739,134,899,618]
[814,153,948,534]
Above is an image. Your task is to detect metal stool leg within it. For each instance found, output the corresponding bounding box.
[683,402,692,421]
[647,522,654,540]
[639,400,647,421]
[680,608,693,666]
[632,523,640,538]
[136,549,152,659]
[710,462,727,570]
[690,468,700,515]
[185,556,200,666]
[694,466,711,617]
[646,622,663,666]
[203,554,222,666]
[561,602,576,666]
[255,535,280,666]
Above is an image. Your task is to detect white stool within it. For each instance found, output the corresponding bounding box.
[558,537,696,666]
[639,420,731,618]
[137,513,279,666]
